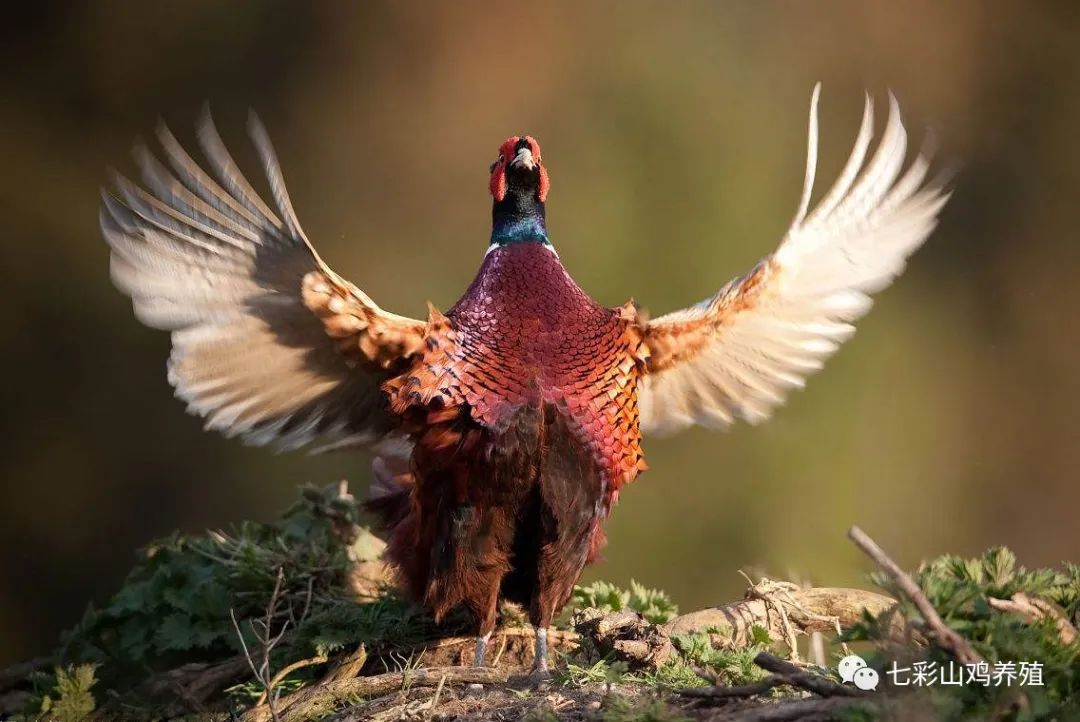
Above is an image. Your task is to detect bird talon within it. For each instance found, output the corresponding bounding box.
[528,664,553,690]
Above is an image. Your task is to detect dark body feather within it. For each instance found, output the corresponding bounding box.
[370,242,647,635]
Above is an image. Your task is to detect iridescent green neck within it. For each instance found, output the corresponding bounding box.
[491,189,548,246]
[491,217,549,245]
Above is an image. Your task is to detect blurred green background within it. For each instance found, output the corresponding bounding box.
[2,1,1079,665]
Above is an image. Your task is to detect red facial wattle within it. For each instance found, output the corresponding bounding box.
[489,158,508,201]
[489,135,549,203]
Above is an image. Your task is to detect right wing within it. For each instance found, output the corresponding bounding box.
[102,110,426,451]
[638,85,948,434]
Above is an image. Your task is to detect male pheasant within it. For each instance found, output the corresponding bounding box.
[102,85,948,675]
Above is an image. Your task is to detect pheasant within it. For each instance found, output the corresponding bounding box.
[101,85,948,676]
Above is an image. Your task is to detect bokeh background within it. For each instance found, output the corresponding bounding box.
[2,1,1079,665]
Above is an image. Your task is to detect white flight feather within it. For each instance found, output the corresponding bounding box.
[639,85,949,436]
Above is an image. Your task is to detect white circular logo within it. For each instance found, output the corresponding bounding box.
[837,654,868,684]
[853,667,880,691]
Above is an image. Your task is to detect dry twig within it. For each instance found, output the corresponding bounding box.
[848,526,983,665]
[257,653,329,706]
[680,651,872,722]
[231,567,292,720]
[424,673,447,721]
[988,592,1079,645]
[320,645,368,684]
[753,653,861,697]
[142,655,250,709]
[681,653,861,701]
[240,666,508,722]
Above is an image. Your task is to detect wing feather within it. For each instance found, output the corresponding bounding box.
[639,85,949,435]
[103,112,426,451]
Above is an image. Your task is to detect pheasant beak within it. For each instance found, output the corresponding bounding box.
[510,146,536,171]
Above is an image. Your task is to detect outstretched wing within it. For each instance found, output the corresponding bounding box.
[638,84,949,435]
[102,110,426,451]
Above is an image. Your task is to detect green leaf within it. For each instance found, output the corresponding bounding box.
[749,624,771,646]
[155,613,196,652]
[982,547,1017,591]
[627,580,679,624]
[39,665,97,722]
[162,584,197,612]
[117,617,151,659]
[110,580,154,613]
[572,580,630,614]
[190,620,222,649]
[193,583,232,618]
[571,579,677,623]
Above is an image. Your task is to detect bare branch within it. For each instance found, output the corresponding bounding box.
[256,653,329,707]
[230,608,262,682]
[664,586,898,644]
[240,666,508,722]
[753,653,862,697]
[848,526,983,665]
[988,592,1078,645]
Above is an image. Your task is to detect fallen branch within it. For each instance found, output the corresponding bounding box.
[681,651,871,722]
[141,655,250,709]
[848,526,983,665]
[573,584,899,671]
[256,653,329,707]
[988,592,1078,645]
[664,586,897,644]
[320,644,368,684]
[752,653,862,697]
[681,652,861,700]
[679,675,789,700]
[322,686,436,722]
[240,665,508,722]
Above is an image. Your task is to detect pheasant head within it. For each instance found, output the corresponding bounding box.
[489,135,551,248]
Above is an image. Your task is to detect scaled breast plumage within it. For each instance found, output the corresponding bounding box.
[383,242,648,495]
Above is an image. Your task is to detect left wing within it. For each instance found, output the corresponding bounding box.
[102,110,427,451]
[638,84,949,435]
